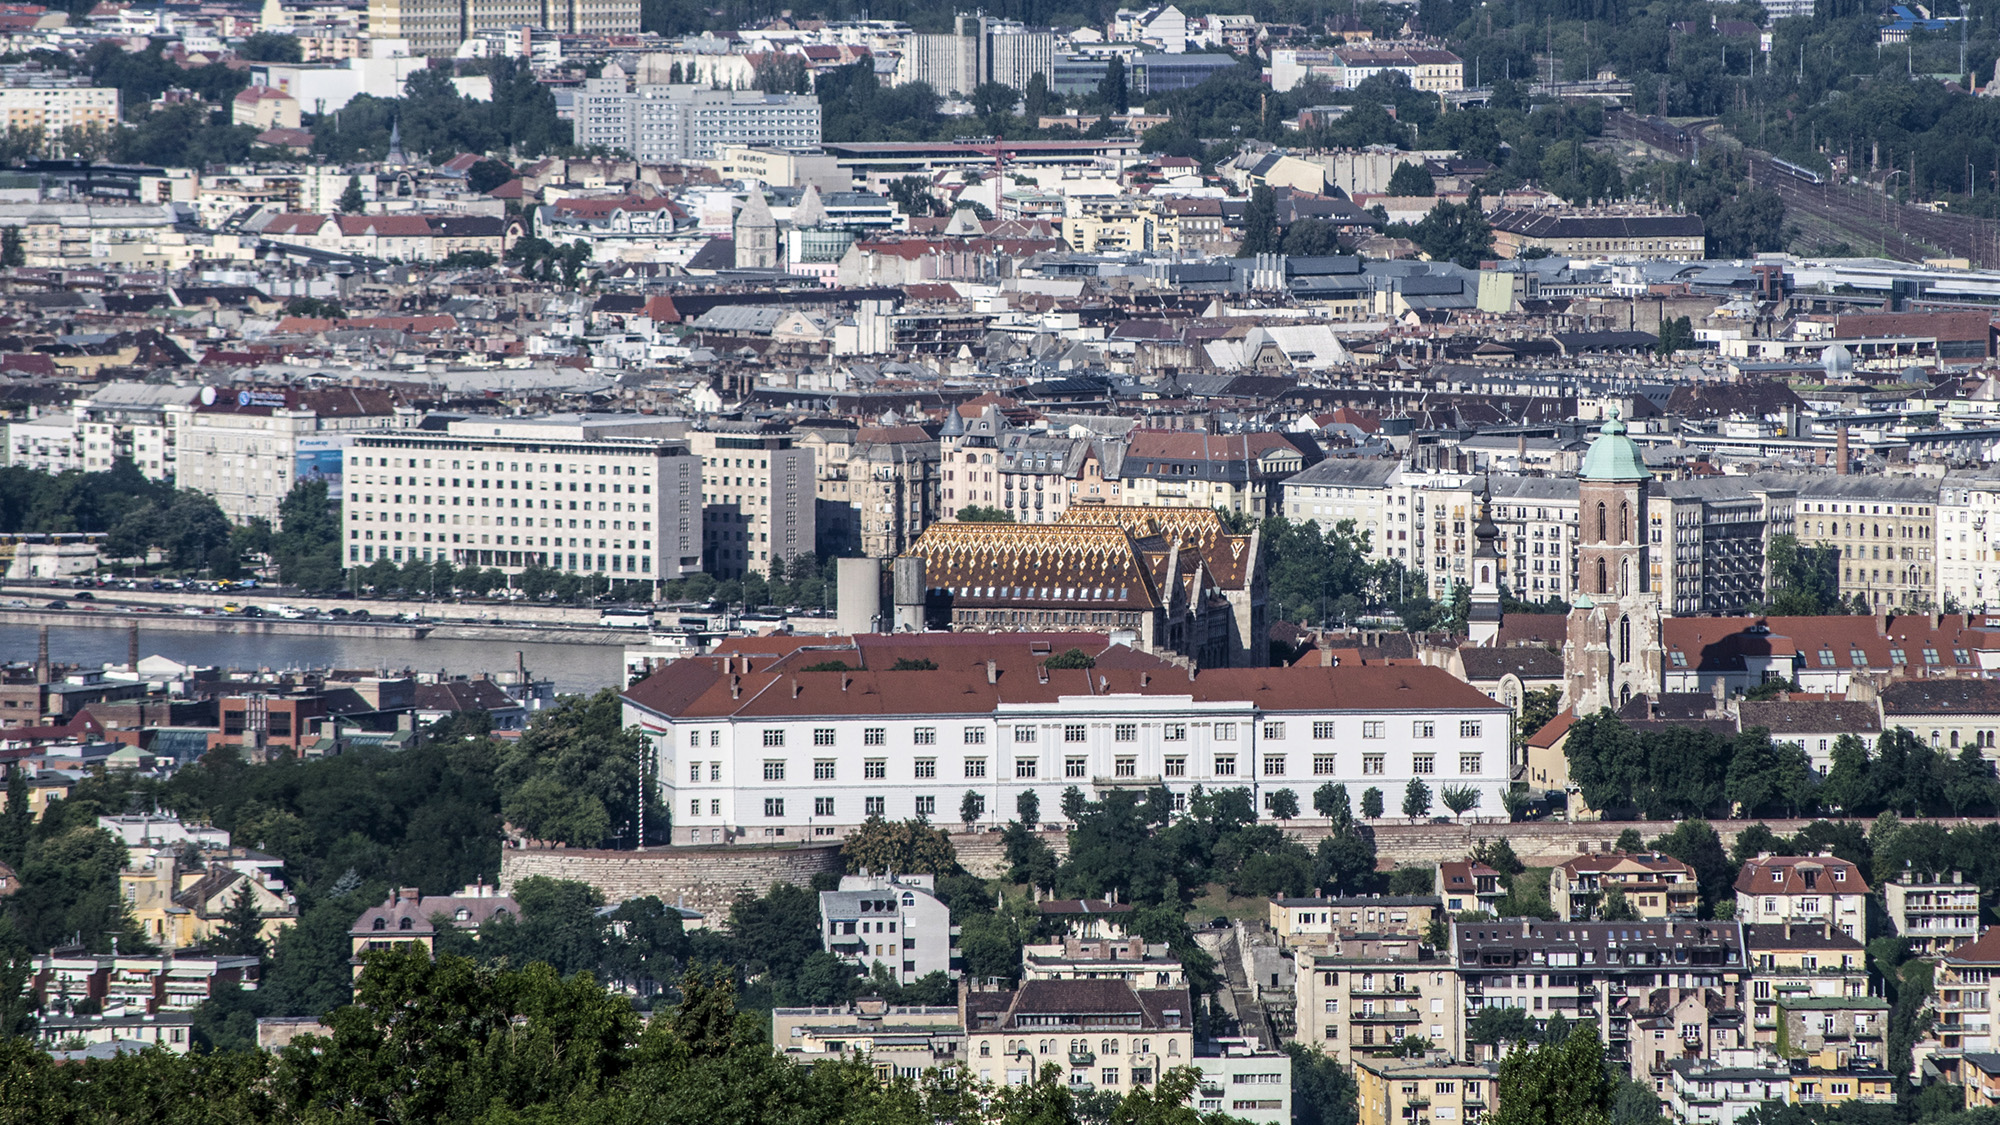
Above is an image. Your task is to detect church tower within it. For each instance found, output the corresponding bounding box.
[1467,480,1502,645]
[1563,409,1663,714]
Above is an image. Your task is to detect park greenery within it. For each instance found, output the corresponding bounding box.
[1567,712,2000,822]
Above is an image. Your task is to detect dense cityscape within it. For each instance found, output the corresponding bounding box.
[5,0,2000,1121]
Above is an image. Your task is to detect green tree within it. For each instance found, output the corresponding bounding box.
[1241,185,1279,255]
[955,505,1013,522]
[1288,1042,1359,1125]
[1313,782,1351,829]
[1649,820,1734,917]
[1402,777,1433,819]
[1097,55,1128,111]
[1401,197,1495,269]
[1655,316,1695,356]
[213,882,267,959]
[1043,647,1095,670]
[237,32,303,62]
[1266,788,1300,822]
[1361,787,1385,819]
[464,158,514,194]
[960,790,985,827]
[1440,785,1482,821]
[840,818,958,876]
[338,175,366,213]
[1388,161,1437,195]
[1490,1022,1614,1125]
[1763,533,1843,615]
[0,226,21,268]
[493,689,642,848]
[1016,789,1040,827]
[1599,886,1640,921]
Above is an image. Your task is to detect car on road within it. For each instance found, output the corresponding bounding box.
[72,591,94,601]
[350,609,372,620]
[4,599,25,608]
[45,600,67,609]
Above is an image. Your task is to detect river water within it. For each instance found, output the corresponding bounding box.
[0,623,626,696]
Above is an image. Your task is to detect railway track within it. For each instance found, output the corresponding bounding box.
[1606,112,1997,266]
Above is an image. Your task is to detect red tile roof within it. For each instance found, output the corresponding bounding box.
[1735,854,1870,896]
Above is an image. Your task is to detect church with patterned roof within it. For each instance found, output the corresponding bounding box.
[900,506,1265,668]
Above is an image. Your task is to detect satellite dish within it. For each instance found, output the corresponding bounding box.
[199,386,216,405]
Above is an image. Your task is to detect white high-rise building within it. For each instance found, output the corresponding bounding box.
[341,415,703,583]
[574,76,821,162]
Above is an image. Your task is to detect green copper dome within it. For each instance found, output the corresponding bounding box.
[1578,408,1653,482]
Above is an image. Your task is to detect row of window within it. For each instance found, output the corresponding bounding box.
[706,750,1490,786]
[737,719,1484,748]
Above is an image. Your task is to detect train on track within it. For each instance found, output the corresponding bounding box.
[1771,157,1825,185]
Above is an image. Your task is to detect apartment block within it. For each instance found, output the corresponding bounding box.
[1882,871,1980,957]
[366,0,637,56]
[0,84,119,134]
[819,872,958,984]
[683,427,816,577]
[1269,896,1443,943]
[1733,854,1870,942]
[1293,935,1459,1067]
[1796,476,1937,610]
[170,387,405,526]
[575,70,821,162]
[1353,1054,1496,1125]
[1548,853,1700,921]
[963,980,1193,1093]
[341,415,703,583]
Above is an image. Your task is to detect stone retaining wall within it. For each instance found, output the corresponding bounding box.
[499,842,845,920]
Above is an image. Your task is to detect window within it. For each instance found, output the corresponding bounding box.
[964,727,986,745]
[1263,722,1286,740]
[1115,756,1137,777]
[1363,721,1385,739]
[1215,754,1237,776]
[865,759,887,779]
[914,758,937,779]
[814,797,834,816]
[1460,721,1483,738]
[1314,754,1337,775]
[763,761,786,781]
[1413,754,1435,774]
[864,727,886,746]
[689,762,701,782]
[1889,648,1907,666]
[1215,723,1238,741]
[865,796,885,816]
[1115,723,1138,742]
[1460,753,1483,774]
[1313,721,1337,739]
[964,758,987,779]
[915,795,935,817]
[1263,755,1285,776]
[1164,724,1186,741]
[1065,724,1087,743]
[914,727,937,745]
[1364,754,1385,775]
[1015,726,1038,743]
[813,728,835,746]
[1165,756,1187,777]
[1066,757,1087,778]
[1924,648,1940,665]
[814,760,836,780]
[762,729,785,747]
[1412,721,1435,739]
[764,798,785,817]
[1016,758,1038,778]
[1102,1068,1120,1087]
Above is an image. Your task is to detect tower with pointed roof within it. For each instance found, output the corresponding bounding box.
[733,190,778,269]
[1467,481,1502,646]
[385,117,407,168]
[1563,409,1663,714]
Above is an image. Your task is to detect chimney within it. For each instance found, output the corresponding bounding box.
[986,659,997,685]
[1037,663,1048,684]
[1141,671,1150,688]
[1836,425,1850,474]
[730,675,741,700]
[841,674,851,693]
[127,622,138,672]
[36,624,48,683]
[791,677,802,698]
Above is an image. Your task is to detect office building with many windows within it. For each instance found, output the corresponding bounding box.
[340,414,701,583]
[574,68,822,162]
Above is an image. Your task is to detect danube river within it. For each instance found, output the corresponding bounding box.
[0,623,626,696]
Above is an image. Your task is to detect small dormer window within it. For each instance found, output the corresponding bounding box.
[1770,871,1782,883]
[399,917,414,931]
[372,917,386,931]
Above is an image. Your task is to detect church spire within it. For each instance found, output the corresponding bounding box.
[386,117,406,167]
[1467,478,1502,645]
